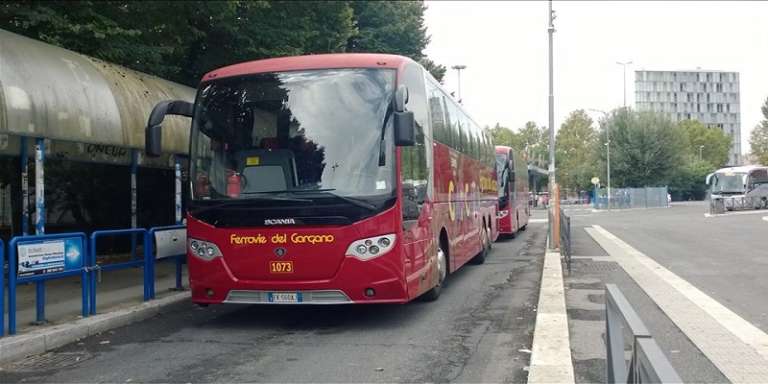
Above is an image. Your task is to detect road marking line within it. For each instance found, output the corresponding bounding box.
[528,249,575,383]
[586,225,768,383]
[529,219,547,223]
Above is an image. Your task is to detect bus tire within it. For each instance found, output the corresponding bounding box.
[421,241,448,301]
[470,224,490,265]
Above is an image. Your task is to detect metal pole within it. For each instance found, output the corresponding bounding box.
[34,137,46,324]
[617,61,633,108]
[20,136,28,235]
[548,0,556,246]
[174,155,183,290]
[699,145,704,161]
[607,140,611,211]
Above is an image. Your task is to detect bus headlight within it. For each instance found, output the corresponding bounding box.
[346,234,396,260]
[188,238,222,261]
[498,210,509,219]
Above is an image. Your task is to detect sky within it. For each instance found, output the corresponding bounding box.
[423,0,768,154]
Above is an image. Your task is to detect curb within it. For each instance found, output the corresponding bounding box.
[0,292,189,364]
[528,242,575,383]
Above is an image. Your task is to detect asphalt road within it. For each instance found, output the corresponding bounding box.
[564,202,767,383]
[1,222,546,383]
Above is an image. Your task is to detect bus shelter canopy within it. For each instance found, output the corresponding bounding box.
[0,29,195,155]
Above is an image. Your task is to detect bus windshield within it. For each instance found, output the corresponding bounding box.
[711,172,746,194]
[495,153,508,197]
[189,68,395,201]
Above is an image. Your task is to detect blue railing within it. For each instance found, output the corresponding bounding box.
[1,238,5,336]
[2,225,188,337]
[5,232,89,335]
[89,228,151,315]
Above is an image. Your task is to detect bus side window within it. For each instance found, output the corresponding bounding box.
[401,63,429,222]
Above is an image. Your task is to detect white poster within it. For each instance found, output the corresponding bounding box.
[18,240,66,276]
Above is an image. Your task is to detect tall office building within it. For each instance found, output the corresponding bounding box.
[635,70,741,165]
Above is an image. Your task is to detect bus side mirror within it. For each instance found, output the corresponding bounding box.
[395,84,409,112]
[394,111,415,146]
[145,100,194,157]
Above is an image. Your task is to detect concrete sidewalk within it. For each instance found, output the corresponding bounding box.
[6,262,188,333]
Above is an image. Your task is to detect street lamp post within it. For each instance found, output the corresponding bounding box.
[616,61,633,108]
[699,145,705,161]
[451,65,467,103]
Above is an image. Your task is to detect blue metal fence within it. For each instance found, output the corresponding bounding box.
[6,232,89,335]
[2,224,188,337]
[89,228,150,315]
[1,238,5,336]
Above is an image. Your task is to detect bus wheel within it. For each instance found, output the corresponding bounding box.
[470,225,490,265]
[421,243,447,301]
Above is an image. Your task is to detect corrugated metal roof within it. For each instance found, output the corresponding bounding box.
[0,29,195,154]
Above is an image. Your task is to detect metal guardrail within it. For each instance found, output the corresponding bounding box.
[5,232,90,335]
[605,284,682,383]
[559,208,571,273]
[1,225,188,337]
[90,228,151,315]
[1,238,4,336]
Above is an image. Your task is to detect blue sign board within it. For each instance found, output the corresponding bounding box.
[16,237,84,277]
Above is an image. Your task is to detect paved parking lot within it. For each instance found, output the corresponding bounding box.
[564,202,768,383]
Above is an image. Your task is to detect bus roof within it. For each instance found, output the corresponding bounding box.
[495,145,513,155]
[714,165,767,174]
[202,53,412,82]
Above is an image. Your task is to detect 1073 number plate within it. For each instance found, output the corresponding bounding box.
[269,261,293,274]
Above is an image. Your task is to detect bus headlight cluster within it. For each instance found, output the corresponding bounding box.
[497,210,509,219]
[189,238,223,261]
[346,234,396,260]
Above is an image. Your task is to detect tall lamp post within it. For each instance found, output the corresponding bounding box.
[451,65,467,103]
[616,61,633,107]
[547,0,556,246]
[699,145,705,161]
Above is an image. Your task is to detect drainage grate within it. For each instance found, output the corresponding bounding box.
[7,351,93,372]
[573,261,621,273]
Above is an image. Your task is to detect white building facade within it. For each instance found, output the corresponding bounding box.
[635,70,741,165]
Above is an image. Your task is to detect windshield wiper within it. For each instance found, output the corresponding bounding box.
[283,189,379,211]
[190,195,312,216]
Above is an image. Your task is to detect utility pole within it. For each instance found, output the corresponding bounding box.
[617,61,632,107]
[452,65,467,103]
[699,145,705,161]
[547,0,556,246]
[588,108,611,210]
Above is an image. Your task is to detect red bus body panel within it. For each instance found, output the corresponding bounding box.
[184,53,497,304]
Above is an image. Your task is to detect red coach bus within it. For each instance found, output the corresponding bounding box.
[495,146,530,237]
[144,54,498,304]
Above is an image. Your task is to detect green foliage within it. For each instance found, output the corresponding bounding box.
[667,158,713,201]
[419,58,446,83]
[556,110,599,191]
[750,97,768,165]
[600,109,686,188]
[0,1,443,86]
[678,119,730,168]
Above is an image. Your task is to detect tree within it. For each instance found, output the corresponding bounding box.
[750,97,768,165]
[556,110,599,192]
[0,1,445,86]
[488,123,518,148]
[678,119,730,168]
[600,109,686,187]
[419,58,446,83]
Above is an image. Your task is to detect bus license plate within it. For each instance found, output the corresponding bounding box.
[268,292,301,303]
[270,261,293,274]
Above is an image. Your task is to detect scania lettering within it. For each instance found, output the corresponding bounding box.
[145,54,498,305]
